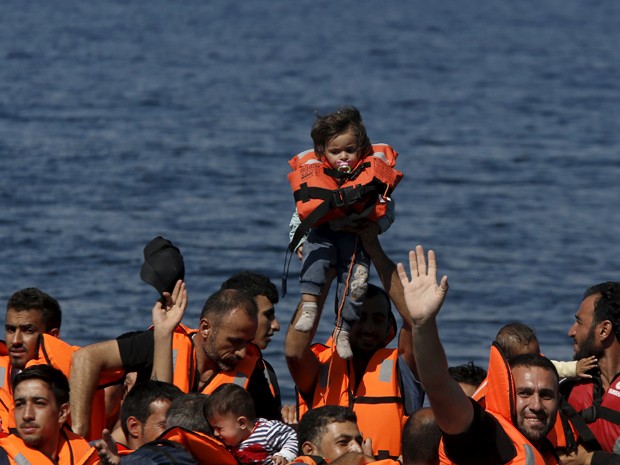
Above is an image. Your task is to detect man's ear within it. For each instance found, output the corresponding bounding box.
[600,320,614,341]
[199,318,210,338]
[126,416,142,439]
[302,441,318,456]
[58,402,70,425]
[48,328,60,338]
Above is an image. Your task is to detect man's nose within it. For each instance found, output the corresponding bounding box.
[12,330,23,344]
[349,441,363,454]
[234,346,247,360]
[529,394,543,412]
[568,323,576,337]
[272,318,281,332]
[23,403,35,421]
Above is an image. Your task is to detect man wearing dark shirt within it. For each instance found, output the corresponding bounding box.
[398,245,560,465]
[70,287,280,438]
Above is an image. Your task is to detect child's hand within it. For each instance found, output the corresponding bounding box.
[296,245,303,261]
[576,355,598,378]
[270,455,288,465]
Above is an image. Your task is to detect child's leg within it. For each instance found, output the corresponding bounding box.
[296,227,337,332]
[333,238,370,359]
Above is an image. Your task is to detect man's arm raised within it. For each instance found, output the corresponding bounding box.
[359,229,415,375]
[397,245,473,436]
[284,272,335,397]
[70,339,123,437]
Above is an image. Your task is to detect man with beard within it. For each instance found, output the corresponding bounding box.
[71,288,280,438]
[398,245,560,465]
[560,281,620,463]
[285,235,424,460]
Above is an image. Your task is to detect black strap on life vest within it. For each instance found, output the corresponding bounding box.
[288,177,387,253]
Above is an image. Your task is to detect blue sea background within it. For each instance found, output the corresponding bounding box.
[1,1,619,403]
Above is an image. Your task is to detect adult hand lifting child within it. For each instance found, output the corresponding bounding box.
[288,107,402,359]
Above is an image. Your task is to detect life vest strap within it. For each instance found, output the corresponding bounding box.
[288,181,386,252]
[353,395,403,405]
[559,396,602,451]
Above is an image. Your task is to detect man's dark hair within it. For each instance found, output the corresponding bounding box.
[7,288,62,331]
[220,272,279,305]
[448,362,487,389]
[205,383,255,422]
[401,408,440,465]
[166,393,213,436]
[310,106,372,157]
[199,288,258,323]
[120,380,183,438]
[585,282,620,340]
[13,365,70,406]
[297,405,357,455]
[509,353,559,382]
[495,322,539,360]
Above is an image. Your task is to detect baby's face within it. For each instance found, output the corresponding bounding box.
[323,130,362,173]
[209,413,247,446]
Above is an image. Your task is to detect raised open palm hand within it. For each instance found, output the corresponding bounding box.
[397,245,449,324]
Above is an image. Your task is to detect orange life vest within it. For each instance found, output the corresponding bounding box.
[77,427,235,465]
[473,355,577,454]
[166,324,264,395]
[0,428,90,465]
[0,336,120,442]
[299,343,404,460]
[439,343,560,465]
[287,144,403,251]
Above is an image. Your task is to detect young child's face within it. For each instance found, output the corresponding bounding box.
[209,413,249,447]
[323,130,362,173]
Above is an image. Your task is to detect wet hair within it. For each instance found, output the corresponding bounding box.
[585,282,620,341]
[205,383,255,423]
[509,353,559,383]
[166,393,213,436]
[401,408,440,465]
[448,361,487,389]
[200,288,258,324]
[120,380,183,438]
[297,405,357,455]
[7,288,62,331]
[13,365,70,407]
[310,106,372,158]
[495,322,540,360]
[220,271,279,305]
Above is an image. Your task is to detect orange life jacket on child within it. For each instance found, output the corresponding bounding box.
[287,143,403,252]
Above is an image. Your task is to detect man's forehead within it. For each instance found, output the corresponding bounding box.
[512,365,558,390]
[578,294,599,317]
[5,308,45,324]
[14,379,52,398]
[325,420,361,437]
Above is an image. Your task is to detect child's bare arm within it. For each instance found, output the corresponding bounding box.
[576,355,598,378]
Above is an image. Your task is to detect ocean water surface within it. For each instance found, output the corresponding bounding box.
[1,1,619,402]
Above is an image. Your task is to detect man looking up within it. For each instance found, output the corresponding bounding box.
[398,245,560,464]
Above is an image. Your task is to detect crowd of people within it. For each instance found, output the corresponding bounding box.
[1,240,619,465]
[1,108,619,465]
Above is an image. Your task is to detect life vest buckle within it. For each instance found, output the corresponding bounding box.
[581,405,597,423]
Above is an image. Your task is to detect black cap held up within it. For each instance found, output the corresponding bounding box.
[140,236,185,297]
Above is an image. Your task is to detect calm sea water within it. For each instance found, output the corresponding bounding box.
[1,1,619,402]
